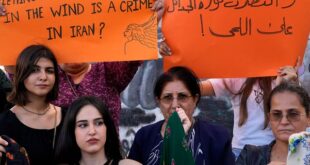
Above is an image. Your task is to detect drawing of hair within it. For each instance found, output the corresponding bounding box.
[124,14,157,54]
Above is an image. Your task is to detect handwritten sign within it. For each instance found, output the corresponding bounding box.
[163,0,310,78]
[0,0,158,65]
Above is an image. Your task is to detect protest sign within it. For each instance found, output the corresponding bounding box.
[0,0,158,65]
[163,0,310,78]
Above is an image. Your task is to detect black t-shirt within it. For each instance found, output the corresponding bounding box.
[0,109,66,165]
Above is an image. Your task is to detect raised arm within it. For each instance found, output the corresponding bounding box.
[201,80,216,96]
[275,65,299,86]
[151,0,164,22]
[275,56,300,85]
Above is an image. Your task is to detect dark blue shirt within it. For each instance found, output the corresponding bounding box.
[128,119,235,165]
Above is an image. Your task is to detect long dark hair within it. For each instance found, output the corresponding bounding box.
[264,82,310,128]
[224,77,272,127]
[7,45,59,105]
[55,96,122,163]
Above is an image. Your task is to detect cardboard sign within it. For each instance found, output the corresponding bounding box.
[0,0,158,65]
[163,0,310,78]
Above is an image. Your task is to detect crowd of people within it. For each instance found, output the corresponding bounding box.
[0,2,310,165]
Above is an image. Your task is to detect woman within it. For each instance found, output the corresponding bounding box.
[55,96,141,165]
[0,45,65,164]
[200,67,298,158]
[236,82,310,165]
[128,66,235,165]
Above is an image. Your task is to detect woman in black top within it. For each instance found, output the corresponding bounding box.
[0,45,65,165]
[236,82,310,165]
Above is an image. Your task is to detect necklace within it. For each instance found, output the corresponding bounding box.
[65,72,79,97]
[52,105,57,149]
[21,104,50,116]
[63,64,91,98]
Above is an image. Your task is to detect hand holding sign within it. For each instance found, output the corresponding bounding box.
[152,0,164,21]
[0,4,5,16]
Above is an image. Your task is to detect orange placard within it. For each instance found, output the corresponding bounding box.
[163,0,310,78]
[0,0,158,65]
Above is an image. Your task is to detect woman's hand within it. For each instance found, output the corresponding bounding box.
[151,0,172,56]
[152,0,165,21]
[0,4,6,16]
[176,107,191,134]
[276,57,301,85]
[275,65,298,85]
[159,40,172,56]
[0,136,8,157]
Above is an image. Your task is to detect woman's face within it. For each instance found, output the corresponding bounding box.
[75,105,106,155]
[157,80,198,121]
[269,91,310,143]
[24,57,55,98]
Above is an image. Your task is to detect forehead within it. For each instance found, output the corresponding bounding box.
[76,105,102,121]
[161,80,190,94]
[35,57,54,67]
[270,91,304,112]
